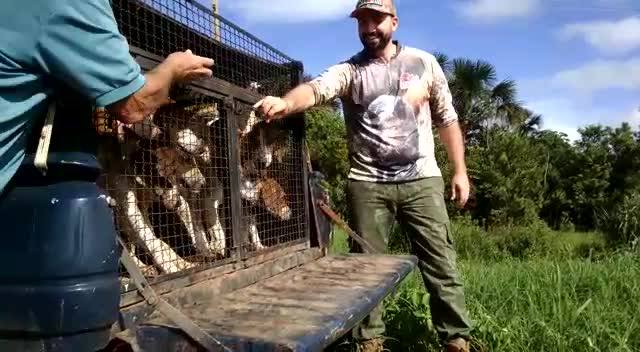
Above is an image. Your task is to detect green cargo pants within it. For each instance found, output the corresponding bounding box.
[347,176,473,343]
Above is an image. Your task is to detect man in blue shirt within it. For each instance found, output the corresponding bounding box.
[0,0,215,194]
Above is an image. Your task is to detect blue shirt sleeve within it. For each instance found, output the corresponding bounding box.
[35,0,145,107]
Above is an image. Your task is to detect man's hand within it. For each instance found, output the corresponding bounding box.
[451,172,470,208]
[107,49,214,124]
[253,83,318,122]
[254,96,290,122]
[161,49,215,82]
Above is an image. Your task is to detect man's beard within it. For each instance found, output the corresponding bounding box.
[360,31,391,53]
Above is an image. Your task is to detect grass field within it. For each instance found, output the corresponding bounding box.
[327,221,640,352]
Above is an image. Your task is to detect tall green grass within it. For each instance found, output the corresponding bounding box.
[449,216,608,261]
[460,256,640,351]
[327,221,640,352]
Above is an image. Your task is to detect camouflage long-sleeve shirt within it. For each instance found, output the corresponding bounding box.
[307,41,458,183]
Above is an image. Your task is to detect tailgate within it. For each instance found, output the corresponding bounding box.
[135,254,416,352]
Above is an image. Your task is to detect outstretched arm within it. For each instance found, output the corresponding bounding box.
[256,62,353,121]
[255,83,317,121]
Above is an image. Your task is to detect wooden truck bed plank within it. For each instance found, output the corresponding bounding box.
[136,254,417,352]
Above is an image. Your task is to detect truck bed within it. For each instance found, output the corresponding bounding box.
[133,254,417,352]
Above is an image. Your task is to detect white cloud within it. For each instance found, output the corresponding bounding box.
[524,98,585,142]
[550,57,640,97]
[559,16,640,56]
[524,99,640,141]
[453,0,541,22]
[519,55,640,139]
[627,107,640,125]
[221,0,354,23]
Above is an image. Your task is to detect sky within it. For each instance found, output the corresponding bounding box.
[193,0,640,141]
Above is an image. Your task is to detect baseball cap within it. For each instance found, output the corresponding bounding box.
[350,0,397,18]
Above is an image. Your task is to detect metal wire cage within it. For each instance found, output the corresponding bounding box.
[111,0,298,96]
[98,0,308,292]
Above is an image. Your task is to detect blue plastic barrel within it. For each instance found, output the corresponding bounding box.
[0,152,121,352]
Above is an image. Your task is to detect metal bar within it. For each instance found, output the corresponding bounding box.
[212,0,220,43]
[301,129,311,248]
[291,61,313,248]
[318,202,379,253]
[225,96,245,260]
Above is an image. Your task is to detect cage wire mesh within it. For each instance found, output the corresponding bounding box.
[111,0,297,96]
[100,0,307,291]
[237,111,307,255]
[95,96,233,282]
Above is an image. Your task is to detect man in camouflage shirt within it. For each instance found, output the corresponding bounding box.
[255,0,473,351]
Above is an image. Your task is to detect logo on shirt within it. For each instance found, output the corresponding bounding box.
[399,72,419,90]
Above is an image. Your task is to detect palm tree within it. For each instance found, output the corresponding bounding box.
[492,79,522,123]
[433,51,451,73]
[448,58,497,116]
[518,109,543,136]
[445,58,497,144]
[434,55,537,144]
